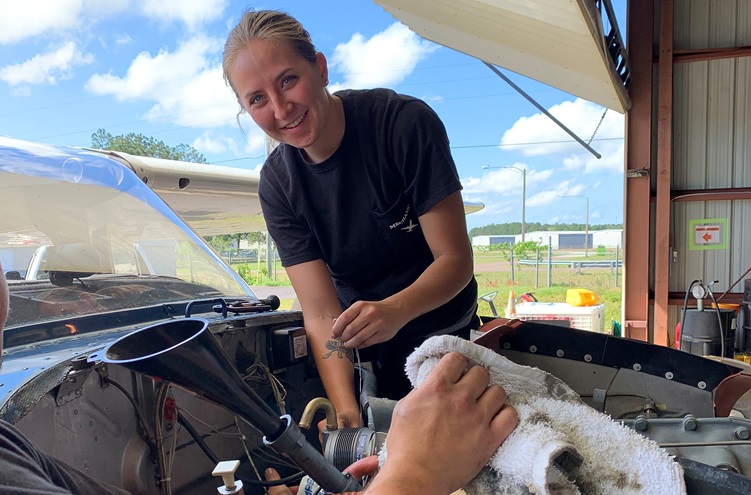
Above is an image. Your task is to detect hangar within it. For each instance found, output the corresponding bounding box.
[376,0,751,348]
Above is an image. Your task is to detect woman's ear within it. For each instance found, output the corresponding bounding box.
[316,52,329,86]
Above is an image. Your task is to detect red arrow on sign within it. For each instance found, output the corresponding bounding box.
[703,232,712,242]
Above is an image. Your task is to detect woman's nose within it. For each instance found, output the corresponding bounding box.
[270,93,292,120]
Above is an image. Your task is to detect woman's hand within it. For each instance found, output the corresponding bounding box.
[331,300,408,348]
[317,407,362,439]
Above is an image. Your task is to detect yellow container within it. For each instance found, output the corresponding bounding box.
[566,288,599,307]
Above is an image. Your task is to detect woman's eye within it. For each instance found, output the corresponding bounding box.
[249,95,263,105]
[281,75,297,87]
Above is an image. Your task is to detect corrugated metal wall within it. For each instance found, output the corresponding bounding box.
[669,0,751,341]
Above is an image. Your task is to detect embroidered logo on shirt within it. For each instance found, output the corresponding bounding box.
[389,205,412,230]
[401,220,419,233]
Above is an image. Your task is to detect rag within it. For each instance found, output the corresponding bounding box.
[393,335,686,495]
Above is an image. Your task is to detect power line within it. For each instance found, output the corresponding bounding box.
[205,136,626,166]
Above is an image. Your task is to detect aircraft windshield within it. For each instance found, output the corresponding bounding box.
[0,140,256,330]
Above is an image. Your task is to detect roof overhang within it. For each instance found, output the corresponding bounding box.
[374,0,631,113]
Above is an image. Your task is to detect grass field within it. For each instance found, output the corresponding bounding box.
[234,248,624,325]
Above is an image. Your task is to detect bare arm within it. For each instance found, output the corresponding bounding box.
[332,191,474,348]
[286,260,361,427]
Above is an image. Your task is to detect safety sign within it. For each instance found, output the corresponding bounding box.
[689,218,727,251]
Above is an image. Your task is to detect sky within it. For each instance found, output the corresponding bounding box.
[0,0,627,232]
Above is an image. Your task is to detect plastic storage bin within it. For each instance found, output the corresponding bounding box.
[515,302,607,333]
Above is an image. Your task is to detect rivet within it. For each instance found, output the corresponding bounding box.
[584,354,592,362]
[633,363,641,372]
[698,381,706,390]
[503,342,511,350]
[556,349,564,357]
[735,427,750,440]
[529,345,537,353]
[665,372,674,380]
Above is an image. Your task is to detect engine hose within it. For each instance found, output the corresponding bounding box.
[678,280,702,351]
[177,412,220,465]
[706,288,726,357]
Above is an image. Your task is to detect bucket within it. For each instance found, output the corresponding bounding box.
[679,308,735,358]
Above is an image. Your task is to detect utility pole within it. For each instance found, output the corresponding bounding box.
[561,195,589,257]
[482,165,527,242]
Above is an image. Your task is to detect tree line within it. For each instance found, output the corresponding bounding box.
[469,222,623,237]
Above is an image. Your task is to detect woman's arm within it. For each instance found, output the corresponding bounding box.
[286,259,362,427]
[332,191,474,348]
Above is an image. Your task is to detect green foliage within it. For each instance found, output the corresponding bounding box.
[236,263,253,282]
[244,231,267,244]
[91,129,208,163]
[474,241,542,266]
[205,234,236,252]
[469,222,623,237]
[512,240,542,261]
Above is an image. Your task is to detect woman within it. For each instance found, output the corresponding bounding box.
[223,10,479,428]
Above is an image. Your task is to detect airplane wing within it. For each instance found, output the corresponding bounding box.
[91,150,266,236]
[90,149,484,236]
[374,0,630,113]
[463,200,485,215]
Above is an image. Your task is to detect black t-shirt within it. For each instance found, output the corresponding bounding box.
[259,88,477,348]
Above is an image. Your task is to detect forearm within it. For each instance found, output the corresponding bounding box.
[305,315,358,413]
[287,261,360,414]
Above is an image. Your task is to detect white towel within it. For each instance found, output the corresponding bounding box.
[397,335,686,495]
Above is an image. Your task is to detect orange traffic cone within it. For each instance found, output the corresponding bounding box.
[505,290,517,318]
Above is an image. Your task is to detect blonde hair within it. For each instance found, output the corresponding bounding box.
[222,9,318,95]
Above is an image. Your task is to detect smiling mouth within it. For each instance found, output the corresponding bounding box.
[283,111,307,129]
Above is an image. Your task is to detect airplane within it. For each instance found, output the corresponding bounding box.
[3,131,751,494]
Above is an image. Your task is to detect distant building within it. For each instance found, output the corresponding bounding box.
[472,229,623,249]
[471,235,516,248]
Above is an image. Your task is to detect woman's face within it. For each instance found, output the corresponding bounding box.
[228,39,330,152]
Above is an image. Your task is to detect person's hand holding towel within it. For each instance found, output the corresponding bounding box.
[372,352,518,495]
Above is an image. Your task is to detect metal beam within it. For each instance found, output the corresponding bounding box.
[483,62,602,159]
[673,46,751,63]
[653,0,674,347]
[671,187,751,202]
[623,0,653,342]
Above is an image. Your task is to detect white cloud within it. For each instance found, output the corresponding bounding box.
[83,0,132,19]
[0,41,94,86]
[86,36,239,128]
[500,99,625,173]
[115,34,133,46]
[328,23,437,90]
[462,164,552,196]
[137,0,227,30]
[192,131,240,155]
[0,0,84,44]
[244,131,266,157]
[0,0,224,45]
[525,181,585,207]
